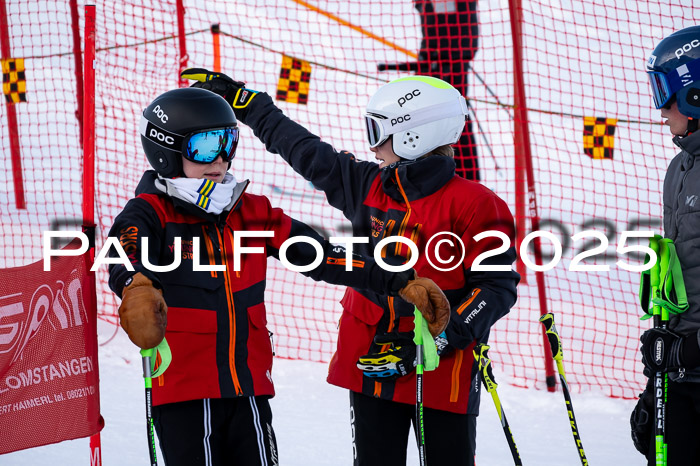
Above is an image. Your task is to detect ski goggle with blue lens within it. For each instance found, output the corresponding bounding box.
[184,127,239,164]
[647,57,700,109]
[140,116,239,163]
[648,70,675,109]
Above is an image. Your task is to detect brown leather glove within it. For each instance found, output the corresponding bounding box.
[118,273,167,349]
[399,276,450,337]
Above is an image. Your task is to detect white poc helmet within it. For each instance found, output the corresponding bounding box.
[364,76,469,160]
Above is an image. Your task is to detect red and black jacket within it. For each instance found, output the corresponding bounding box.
[108,171,410,406]
[240,93,520,414]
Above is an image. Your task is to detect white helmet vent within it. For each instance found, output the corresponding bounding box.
[402,132,419,149]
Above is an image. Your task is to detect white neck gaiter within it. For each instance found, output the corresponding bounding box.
[160,173,237,215]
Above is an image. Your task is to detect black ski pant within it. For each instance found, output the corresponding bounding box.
[646,379,700,465]
[350,390,476,466]
[152,396,279,466]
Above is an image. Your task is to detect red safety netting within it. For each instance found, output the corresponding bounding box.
[2,0,699,399]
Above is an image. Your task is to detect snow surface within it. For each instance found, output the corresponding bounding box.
[1,323,644,465]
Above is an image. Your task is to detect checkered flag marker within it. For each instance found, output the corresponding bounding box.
[583,116,616,159]
[276,54,311,104]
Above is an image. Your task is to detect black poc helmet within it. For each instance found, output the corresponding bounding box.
[647,25,700,126]
[140,87,238,178]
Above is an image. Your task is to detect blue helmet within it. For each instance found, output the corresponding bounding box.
[647,25,700,120]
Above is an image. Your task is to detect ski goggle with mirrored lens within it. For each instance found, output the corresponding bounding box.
[647,57,700,109]
[363,96,469,148]
[140,116,239,163]
[183,127,239,164]
[648,71,674,109]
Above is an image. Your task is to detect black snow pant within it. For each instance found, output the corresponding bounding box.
[152,396,279,466]
[646,379,700,465]
[350,390,476,466]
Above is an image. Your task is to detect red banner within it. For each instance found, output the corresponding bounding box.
[0,247,103,454]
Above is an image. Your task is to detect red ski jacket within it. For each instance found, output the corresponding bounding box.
[108,171,412,406]
[241,93,519,414]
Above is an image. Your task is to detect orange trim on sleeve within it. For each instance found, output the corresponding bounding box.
[326,257,365,268]
[456,288,482,315]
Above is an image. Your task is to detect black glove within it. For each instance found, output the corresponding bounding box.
[630,378,653,456]
[357,333,416,381]
[640,328,700,375]
[180,68,258,121]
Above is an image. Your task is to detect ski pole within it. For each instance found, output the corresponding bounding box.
[652,239,668,465]
[413,307,440,466]
[140,339,172,466]
[539,313,588,466]
[473,343,522,465]
[141,348,158,466]
[414,310,427,466]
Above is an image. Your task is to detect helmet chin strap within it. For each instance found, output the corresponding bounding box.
[685,117,699,137]
[382,158,419,171]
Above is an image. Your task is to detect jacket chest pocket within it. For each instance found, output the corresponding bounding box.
[158,226,225,285]
[157,224,226,310]
[159,268,225,310]
[247,302,273,358]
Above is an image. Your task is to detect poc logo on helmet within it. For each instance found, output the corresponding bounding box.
[152,104,169,124]
[676,39,700,59]
[149,128,175,145]
[391,115,411,126]
[397,89,421,107]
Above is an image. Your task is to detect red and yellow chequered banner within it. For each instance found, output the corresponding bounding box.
[276,55,311,105]
[2,58,27,103]
[583,116,616,159]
